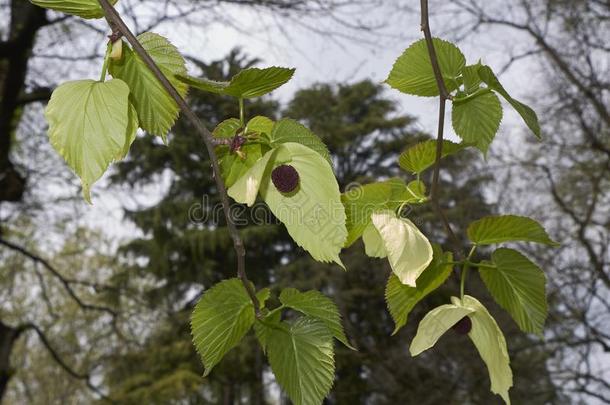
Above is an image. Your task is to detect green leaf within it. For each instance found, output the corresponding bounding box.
[218,144,265,188]
[398,140,468,174]
[247,116,274,136]
[254,310,281,353]
[478,65,541,139]
[370,210,434,286]
[178,67,295,99]
[29,0,117,19]
[341,178,411,247]
[269,118,331,165]
[452,91,503,154]
[213,118,241,138]
[457,295,513,404]
[45,79,135,203]
[385,245,453,334]
[409,303,474,356]
[190,279,256,376]
[386,38,465,97]
[267,317,335,405]
[480,248,547,335]
[462,63,483,94]
[109,32,188,138]
[468,215,559,246]
[228,143,347,266]
[280,288,353,349]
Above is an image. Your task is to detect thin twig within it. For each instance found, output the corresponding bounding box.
[420,0,463,259]
[96,0,260,314]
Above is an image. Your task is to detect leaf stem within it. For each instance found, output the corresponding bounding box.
[99,42,112,82]
[453,87,492,104]
[96,0,261,316]
[460,245,477,300]
[239,98,245,126]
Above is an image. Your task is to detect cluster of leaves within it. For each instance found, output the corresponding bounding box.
[32,1,558,403]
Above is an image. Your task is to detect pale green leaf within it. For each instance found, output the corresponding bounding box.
[178,67,294,99]
[269,118,331,165]
[213,118,241,138]
[371,210,434,286]
[468,215,559,246]
[267,317,335,405]
[362,222,386,258]
[45,79,132,203]
[458,295,513,404]
[481,248,547,335]
[109,32,187,138]
[228,143,347,265]
[341,178,412,247]
[227,147,279,206]
[385,245,453,334]
[478,65,541,139]
[386,38,465,97]
[190,279,256,376]
[409,303,473,356]
[398,140,468,174]
[452,91,503,154]
[280,288,353,349]
[29,0,117,19]
[219,144,266,188]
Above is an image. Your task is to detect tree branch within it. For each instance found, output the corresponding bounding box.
[17,323,112,403]
[95,0,260,314]
[419,0,463,259]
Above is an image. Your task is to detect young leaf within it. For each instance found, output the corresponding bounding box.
[269,118,331,165]
[480,248,547,335]
[247,116,274,136]
[280,288,354,349]
[227,147,279,206]
[457,295,513,405]
[254,310,281,353]
[478,65,541,139]
[219,144,265,188]
[213,118,241,138]
[409,303,473,356]
[468,215,559,246]
[109,33,188,139]
[398,140,468,174]
[190,278,257,376]
[228,143,347,266]
[386,38,466,97]
[462,63,483,94]
[29,0,117,19]
[385,245,453,334]
[45,79,135,203]
[178,67,295,99]
[341,178,411,247]
[452,91,503,154]
[371,211,434,287]
[267,317,335,405]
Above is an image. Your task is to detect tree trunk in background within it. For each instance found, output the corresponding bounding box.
[0,1,47,202]
[0,321,22,403]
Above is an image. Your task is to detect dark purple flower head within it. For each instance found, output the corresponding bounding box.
[271,164,300,193]
[451,316,472,335]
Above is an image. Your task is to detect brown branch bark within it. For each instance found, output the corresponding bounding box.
[95,0,260,314]
[419,0,463,260]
